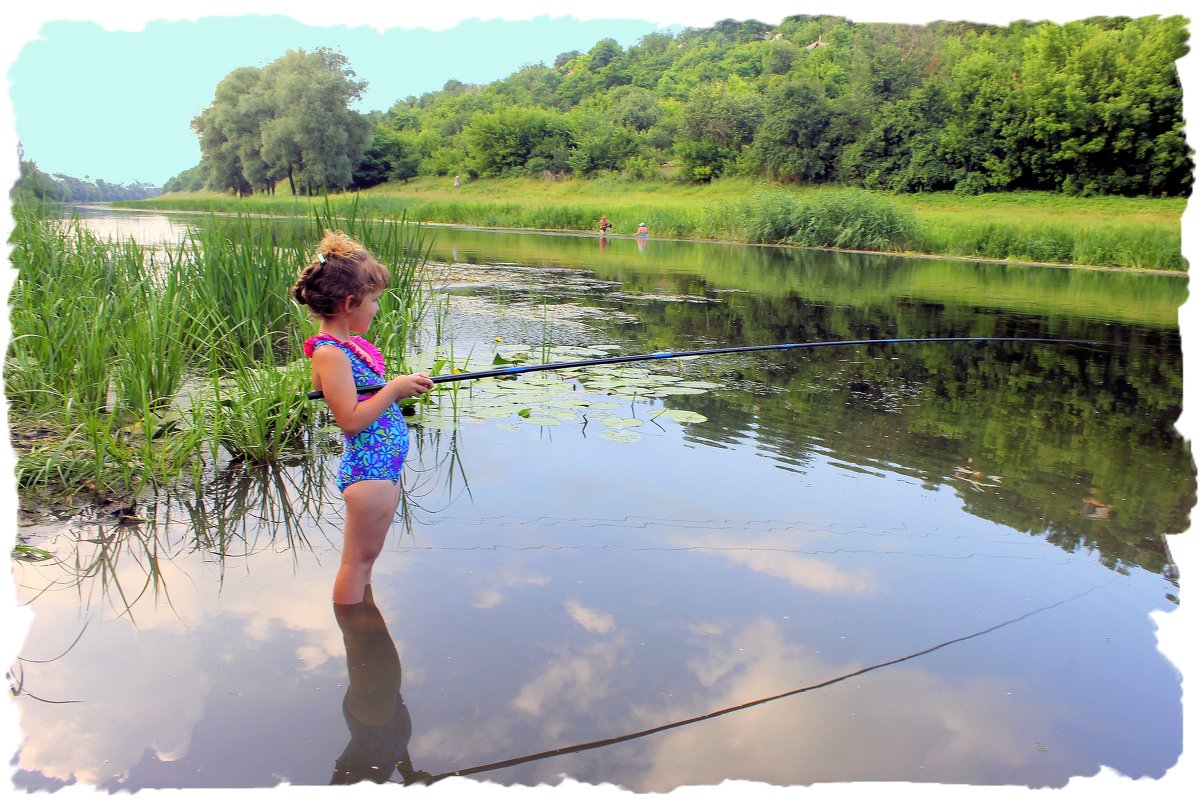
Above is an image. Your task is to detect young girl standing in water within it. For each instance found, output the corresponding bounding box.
[293,230,434,604]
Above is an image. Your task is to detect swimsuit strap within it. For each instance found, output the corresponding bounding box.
[304,333,386,376]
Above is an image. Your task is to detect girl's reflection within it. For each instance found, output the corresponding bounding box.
[330,586,426,784]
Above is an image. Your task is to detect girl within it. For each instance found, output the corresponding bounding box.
[293,230,434,604]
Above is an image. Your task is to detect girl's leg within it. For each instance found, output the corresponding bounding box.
[334,479,403,604]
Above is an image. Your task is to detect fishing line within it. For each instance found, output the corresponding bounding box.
[307,336,1105,399]
[394,580,1112,785]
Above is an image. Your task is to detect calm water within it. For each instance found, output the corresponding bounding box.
[8,208,1193,792]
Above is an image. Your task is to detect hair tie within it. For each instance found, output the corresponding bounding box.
[316,251,326,264]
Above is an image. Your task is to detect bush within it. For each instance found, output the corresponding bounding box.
[710,188,917,251]
[622,155,661,181]
[788,190,918,251]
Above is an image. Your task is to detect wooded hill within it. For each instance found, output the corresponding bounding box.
[171,14,1193,198]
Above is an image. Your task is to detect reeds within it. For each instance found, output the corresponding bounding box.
[710,188,919,251]
[6,203,433,506]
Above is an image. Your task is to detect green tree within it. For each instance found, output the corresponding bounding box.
[463,107,575,177]
[257,49,371,194]
[676,81,763,180]
[746,77,842,182]
[192,48,370,195]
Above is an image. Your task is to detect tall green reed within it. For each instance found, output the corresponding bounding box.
[7,202,435,502]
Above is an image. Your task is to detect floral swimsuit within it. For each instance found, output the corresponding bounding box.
[305,334,410,492]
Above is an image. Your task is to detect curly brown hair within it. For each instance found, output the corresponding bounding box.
[292,230,391,318]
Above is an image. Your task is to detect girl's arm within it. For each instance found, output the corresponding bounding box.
[312,346,433,436]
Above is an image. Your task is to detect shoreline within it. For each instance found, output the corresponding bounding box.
[101,202,1188,276]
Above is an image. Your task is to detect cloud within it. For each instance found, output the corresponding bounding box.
[665,530,882,596]
[633,617,1075,791]
[566,599,616,634]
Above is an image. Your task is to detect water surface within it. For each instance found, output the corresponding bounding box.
[9,210,1191,792]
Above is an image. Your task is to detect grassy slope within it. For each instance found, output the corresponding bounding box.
[129,176,1188,270]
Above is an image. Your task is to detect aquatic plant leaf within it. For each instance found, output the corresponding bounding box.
[544,397,595,408]
[547,346,610,358]
[518,415,562,426]
[471,407,517,419]
[599,429,643,443]
[646,386,708,396]
[411,415,459,430]
[596,416,643,429]
[655,409,709,423]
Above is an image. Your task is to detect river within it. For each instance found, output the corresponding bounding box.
[8,205,1193,792]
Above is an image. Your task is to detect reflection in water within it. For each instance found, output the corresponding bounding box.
[330,586,425,785]
[13,212,1187,791]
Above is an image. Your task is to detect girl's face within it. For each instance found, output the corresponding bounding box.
[346,290,382,333]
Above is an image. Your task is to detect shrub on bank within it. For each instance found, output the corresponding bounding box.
[711,188,918,251]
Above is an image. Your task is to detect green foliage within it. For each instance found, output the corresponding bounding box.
[711,188,918,250]
[12,156,161,202]
[788,190,918,250]
[172,15,1190,198]
[463,107,575,177]
[193,48,371,196]
[6,203,433,501]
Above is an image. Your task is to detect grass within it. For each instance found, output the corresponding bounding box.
[124,175,1188,271]
[6,202,434,508]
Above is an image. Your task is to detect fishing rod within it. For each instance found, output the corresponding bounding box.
[305,336,1103,400]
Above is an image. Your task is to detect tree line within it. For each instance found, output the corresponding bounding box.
[14,148,162,203]
[173,14,1192,197]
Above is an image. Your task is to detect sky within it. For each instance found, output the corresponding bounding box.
[1,2,1197,799]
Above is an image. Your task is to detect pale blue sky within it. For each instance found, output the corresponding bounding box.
[9,15,668,184]
[4,1,1176,187]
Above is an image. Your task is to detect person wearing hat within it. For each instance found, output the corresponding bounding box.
[635,222,649,238]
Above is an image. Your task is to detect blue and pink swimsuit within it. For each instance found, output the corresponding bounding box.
[304,334,410,492]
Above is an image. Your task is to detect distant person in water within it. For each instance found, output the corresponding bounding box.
[598,215,612,236]
[635,222,649,238]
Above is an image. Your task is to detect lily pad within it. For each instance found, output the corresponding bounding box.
[411,415,459,430]
[646,386,708,396]
[518,415,563,426]
[470,407,518,419]
[544,397,595,409]
[654,409,709,423]
[599,429,643,443]
[596,416,643,429]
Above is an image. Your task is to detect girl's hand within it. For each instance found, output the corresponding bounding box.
[389,372,434,400]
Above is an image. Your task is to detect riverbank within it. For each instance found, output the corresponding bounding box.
[120,176,1187,271]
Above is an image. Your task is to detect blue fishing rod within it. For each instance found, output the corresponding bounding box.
[305,336,1102,400]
